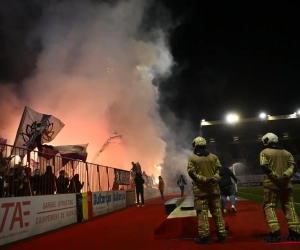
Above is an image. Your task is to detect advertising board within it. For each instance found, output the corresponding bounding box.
[0,194,77,246]
[92,190,126,217]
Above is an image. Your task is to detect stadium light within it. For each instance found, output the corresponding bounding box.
[298,110,300,115]
[259,112,267,119]
[226,113,239,123]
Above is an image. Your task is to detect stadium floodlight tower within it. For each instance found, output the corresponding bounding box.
[200,112,300,191]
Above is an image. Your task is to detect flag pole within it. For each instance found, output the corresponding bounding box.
[11,106,27,155]
[5,106,27,175]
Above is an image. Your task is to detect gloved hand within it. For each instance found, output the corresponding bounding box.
[206,177,218,185]
[269,174,286,188]
[279,174,290,184]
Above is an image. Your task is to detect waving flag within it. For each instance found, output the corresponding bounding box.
[12,106,65,156]
[39,144,59,160]
[0,138,7,152]
[53,144,88,166]
[92,131,122,162]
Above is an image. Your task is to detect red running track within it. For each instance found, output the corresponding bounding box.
[2,194,300,250]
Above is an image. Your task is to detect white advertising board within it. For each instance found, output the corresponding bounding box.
[110,191,126,212]
[92,191,126,217]
[235,175,265,183]
[0,194,77,246]
[236,173,300,183]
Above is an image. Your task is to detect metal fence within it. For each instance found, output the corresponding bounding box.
[0,144,133,198]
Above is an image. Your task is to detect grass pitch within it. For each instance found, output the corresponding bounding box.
[236,185,300,215]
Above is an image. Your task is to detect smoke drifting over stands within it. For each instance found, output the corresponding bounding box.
[0,0,192,181]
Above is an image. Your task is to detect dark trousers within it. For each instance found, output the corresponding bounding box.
[160,190,164,199]
[136,188,144,205]
[179,186,184,197]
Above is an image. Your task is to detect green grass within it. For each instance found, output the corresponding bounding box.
[236,185,300,215]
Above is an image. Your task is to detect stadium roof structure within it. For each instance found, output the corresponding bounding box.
[199,113,300,144]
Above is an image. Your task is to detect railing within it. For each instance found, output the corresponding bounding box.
[0,144,135,198]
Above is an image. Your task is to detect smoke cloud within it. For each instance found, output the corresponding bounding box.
[0,0,175,177]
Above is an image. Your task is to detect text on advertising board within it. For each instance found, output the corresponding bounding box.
[0,202,30,233]
[114,169,130,185]
[93,192,126,205]
[37,199,76,224]
[0,194,78,246]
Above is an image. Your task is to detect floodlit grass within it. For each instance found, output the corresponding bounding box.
[236,185,300,215]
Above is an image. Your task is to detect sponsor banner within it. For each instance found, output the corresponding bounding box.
[114,169,130,185]
[92,191,126,217]
[108,191,126,212]
[236,173,300,186]
[82,191,93,221]
[236,175,265,183]
[0,194,77,246]
[237,182,263,188]
[93,191,110,217]
[292,173,300,184]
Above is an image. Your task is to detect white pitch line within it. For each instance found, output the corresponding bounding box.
[237,192,300,205]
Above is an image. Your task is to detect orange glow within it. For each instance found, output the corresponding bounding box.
[0,1,173,178]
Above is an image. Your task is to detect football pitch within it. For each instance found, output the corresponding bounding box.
[236,185,300,215]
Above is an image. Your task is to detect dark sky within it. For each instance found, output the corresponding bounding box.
[158,1,299,126]
[0,0,299,134]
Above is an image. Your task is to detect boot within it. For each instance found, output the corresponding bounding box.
[216,232,226,243]
[288,229,300,241]
[263,230,281,242]
[194,236,210,244]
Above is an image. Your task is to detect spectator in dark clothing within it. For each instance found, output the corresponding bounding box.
[136,162,142,174]
[134,172,145,207]
[69,174,84,193]
[0,167,7,197]
[177,175,187,197]
[41,166,57,195]
[22,167,32,196]
[30,169,41,195]
[14,167,26,197]
[158,176,164,199]
[8,167,19,197]
[131,162,137,173]
[218,166,238,213]
[56,170,70,194]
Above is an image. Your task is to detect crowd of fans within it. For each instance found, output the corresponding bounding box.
[130,162,153,188]
[0,163,84,198]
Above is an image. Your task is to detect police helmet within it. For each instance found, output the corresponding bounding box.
[192,137,207,148]
[262,133,278,146]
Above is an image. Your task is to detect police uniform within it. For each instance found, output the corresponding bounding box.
[260,133,300,240]
[187,137,227,244]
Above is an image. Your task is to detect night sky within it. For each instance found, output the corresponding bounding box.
[159,1,299,124]
[1,0,299,137]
